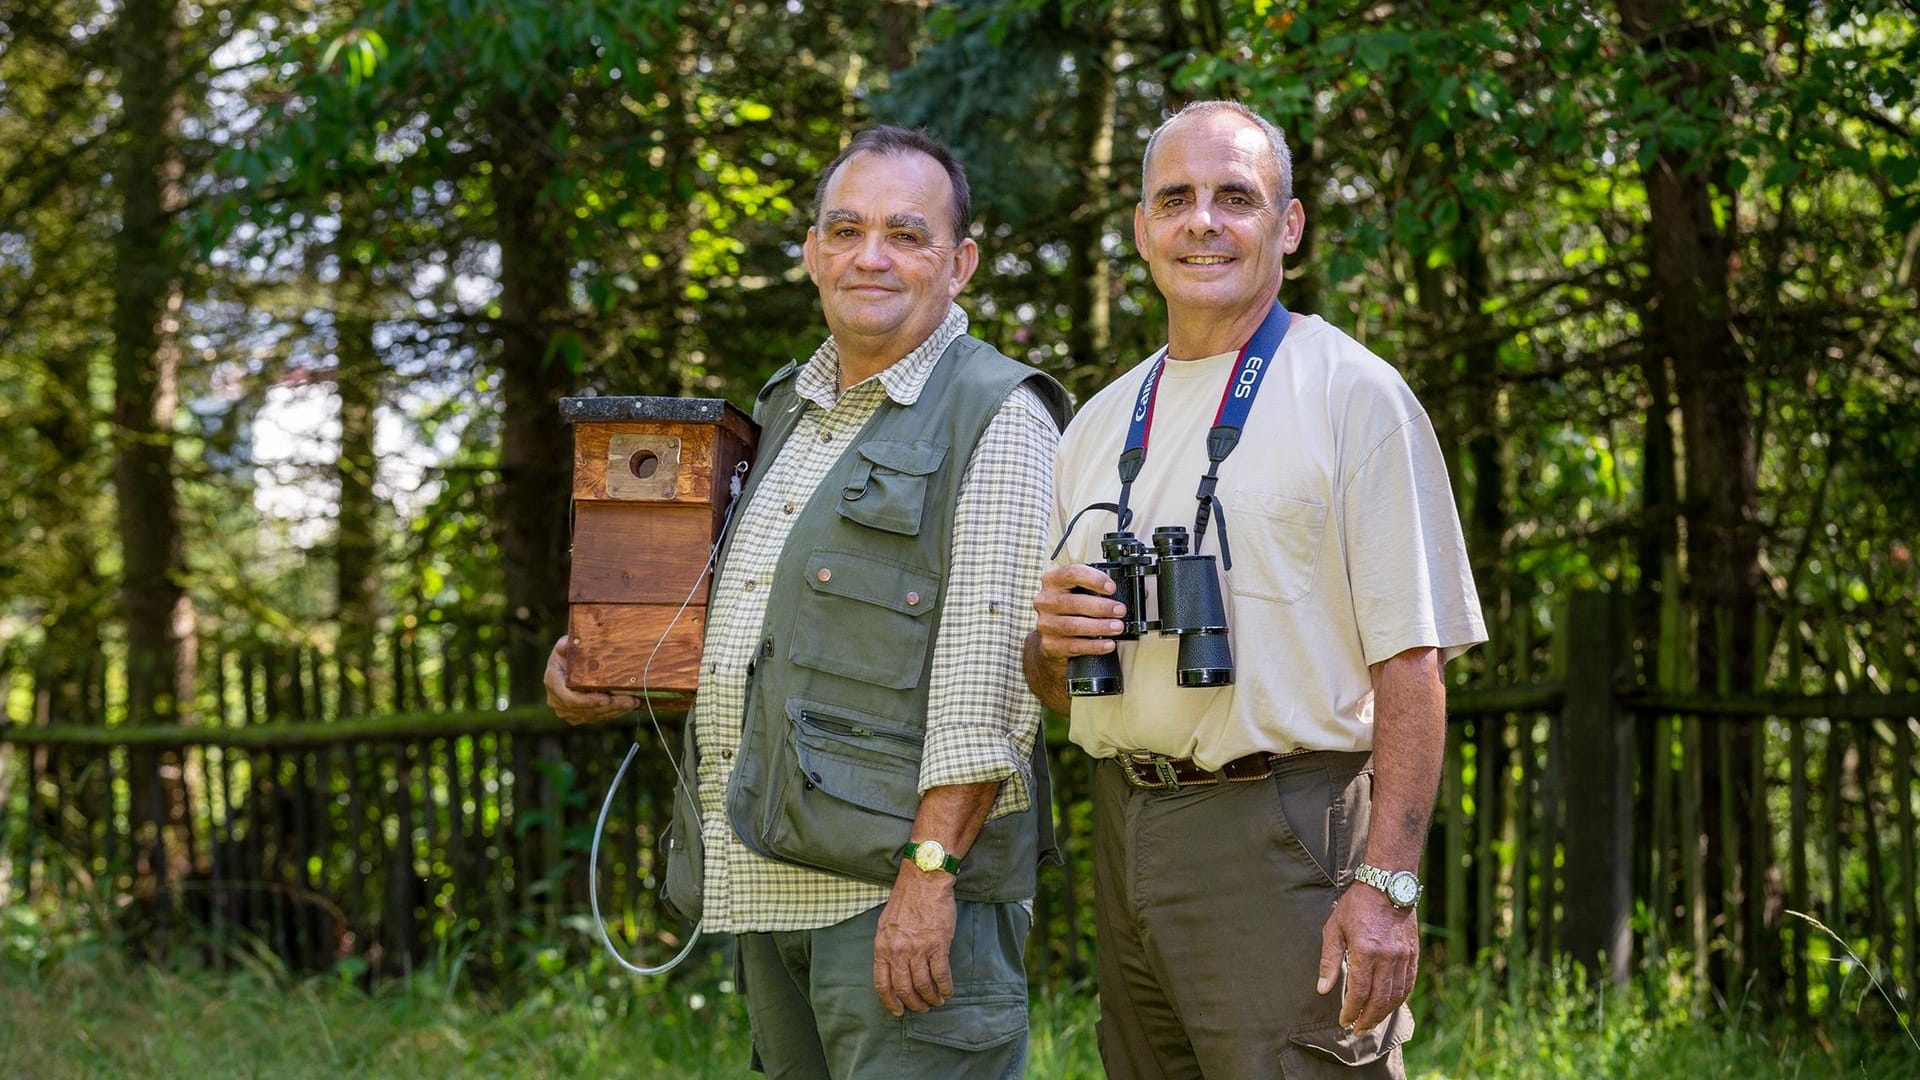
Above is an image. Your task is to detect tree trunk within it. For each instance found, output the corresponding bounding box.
[113,0,190,728]
[35,341,106,727]
[111,0,192,929]
[880,0,918,72]
[1062,12,1118,398]
[1619,0,1771,999]
[335,245,381,718]
[490,93,573,705]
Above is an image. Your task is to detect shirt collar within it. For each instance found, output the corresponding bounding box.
[793,304,969,412]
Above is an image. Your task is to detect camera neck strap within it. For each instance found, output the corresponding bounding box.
[1116,298,1292,570]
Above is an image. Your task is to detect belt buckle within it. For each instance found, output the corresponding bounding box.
[1126,752,1183,792]
[1153,756,1181,791]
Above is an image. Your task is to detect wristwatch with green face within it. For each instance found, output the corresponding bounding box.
[1354,863,1423,909]
[899,839,961,875]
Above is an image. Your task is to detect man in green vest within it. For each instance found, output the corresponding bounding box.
[547,126,1069,1078]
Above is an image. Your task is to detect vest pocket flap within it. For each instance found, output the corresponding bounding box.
[855,439,947,475]
[839,442,946,536]
[791,727,922,820]
[803,551,940,617]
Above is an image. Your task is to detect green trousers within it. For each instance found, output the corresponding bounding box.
[1093,750,1412,1079]
[737,900,1031,1079]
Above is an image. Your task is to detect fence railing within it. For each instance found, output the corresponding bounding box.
[2,595,1917,1022]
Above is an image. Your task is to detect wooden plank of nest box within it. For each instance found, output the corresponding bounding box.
[567,602,707,695]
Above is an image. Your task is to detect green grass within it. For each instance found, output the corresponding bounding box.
[2,946,1912,1078]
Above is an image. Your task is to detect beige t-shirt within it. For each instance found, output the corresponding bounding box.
[1051,314,1487,769]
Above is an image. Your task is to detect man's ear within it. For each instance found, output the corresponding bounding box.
[948,237,979,296]
[1281,199,1306,256]
[801,226,822,285]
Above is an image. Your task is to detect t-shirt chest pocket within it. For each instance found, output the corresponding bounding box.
[838,439,948,536]
[1228,489,1328,604]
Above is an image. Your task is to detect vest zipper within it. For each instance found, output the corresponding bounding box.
[798,711,920,747]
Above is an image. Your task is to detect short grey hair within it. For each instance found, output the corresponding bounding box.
[1141,100,1294,206]
[810,126,972,242]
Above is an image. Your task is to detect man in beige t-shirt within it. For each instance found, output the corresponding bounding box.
[1025,101,1486,1078]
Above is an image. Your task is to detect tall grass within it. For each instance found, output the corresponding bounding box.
[2,942,1913,1078]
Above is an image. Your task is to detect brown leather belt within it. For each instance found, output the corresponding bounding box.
[1119,750,1280,792]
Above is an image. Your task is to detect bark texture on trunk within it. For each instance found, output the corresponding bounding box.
[336,247,382,717]
[491,94,574,704]
[1620,0,1772,998]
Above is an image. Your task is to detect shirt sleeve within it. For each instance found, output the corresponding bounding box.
[919,382,1059,819]
[1341,411,1489,667]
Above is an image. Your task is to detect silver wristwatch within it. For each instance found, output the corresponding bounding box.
[1354,863,1422,909]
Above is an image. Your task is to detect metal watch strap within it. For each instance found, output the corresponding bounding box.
[1354,862,1420,908]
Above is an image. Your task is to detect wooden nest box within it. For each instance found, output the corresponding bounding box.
[562,396,757,693]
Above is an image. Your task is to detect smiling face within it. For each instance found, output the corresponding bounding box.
[1134,111,1304,352]
[802,149,978,380]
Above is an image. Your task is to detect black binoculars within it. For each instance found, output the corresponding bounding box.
[1066,525,1233,696]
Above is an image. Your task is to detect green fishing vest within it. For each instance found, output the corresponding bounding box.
[719,335,1070,903]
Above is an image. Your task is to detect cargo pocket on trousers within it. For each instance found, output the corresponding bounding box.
[904,993,1028,1053]
[1282,1009,1414,1075]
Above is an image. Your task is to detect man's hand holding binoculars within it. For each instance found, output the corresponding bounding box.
[1024,564,1126,714]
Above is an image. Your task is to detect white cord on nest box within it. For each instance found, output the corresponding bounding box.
[587,460,747,976]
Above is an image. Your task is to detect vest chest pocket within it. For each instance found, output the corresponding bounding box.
[789,550,941,689]
[838,439,948,536]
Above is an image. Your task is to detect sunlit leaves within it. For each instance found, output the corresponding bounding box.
[320,29,389,88]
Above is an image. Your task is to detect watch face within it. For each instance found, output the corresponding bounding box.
[1387,871,1420,907]
[913,841,947,872]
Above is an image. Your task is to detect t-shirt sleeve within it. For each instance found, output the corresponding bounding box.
[1341,411,1489,666]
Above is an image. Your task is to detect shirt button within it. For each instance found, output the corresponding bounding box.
[783,502,796,514]
[819,431,833,443]
[743,579,756,591]
[720,748,734,761]
[905,591,921,607]
[816,567,832,583]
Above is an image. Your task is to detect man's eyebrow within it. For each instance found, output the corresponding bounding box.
[1149,182,1195,202]
[885,213,932,233]
[822,208,863,227]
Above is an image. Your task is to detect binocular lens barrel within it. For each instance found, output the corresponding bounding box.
[1154,526,1234,688]
[1068,530,1157,698]
[1061,525,1235,695]
[1067,651,1123,696]
[1177,631,1233,687]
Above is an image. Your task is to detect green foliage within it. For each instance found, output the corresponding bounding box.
[3,950,1914,1078]
[1415,960,1918,1078]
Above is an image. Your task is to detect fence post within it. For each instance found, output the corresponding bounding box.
[1560,587,1633,983]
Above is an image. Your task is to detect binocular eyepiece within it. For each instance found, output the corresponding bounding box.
[1065,525,1233,697]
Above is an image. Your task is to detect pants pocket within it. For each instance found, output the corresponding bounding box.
[1269,756,1375,890]
[1269,765,1338,888]
[1282,1009,1413,1076]
[903,993,1028,1052]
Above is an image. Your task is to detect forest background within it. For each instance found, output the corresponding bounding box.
[2,0,1918,1074]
